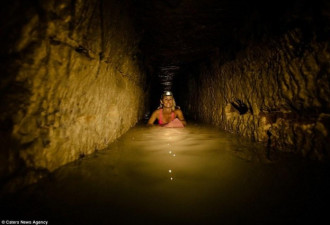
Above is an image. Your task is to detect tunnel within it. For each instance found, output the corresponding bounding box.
[0,0,329,224]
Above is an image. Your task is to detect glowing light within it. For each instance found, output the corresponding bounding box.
[164,91,173,96]
[169,170,172,173]
[169,151,172,154]
[173,154,176,157]
[170,177,173,180]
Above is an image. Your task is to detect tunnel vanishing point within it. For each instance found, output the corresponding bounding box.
[0,0,329,193]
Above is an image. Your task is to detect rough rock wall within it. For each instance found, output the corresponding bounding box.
[183,29,330,160]
[0,0,145,191]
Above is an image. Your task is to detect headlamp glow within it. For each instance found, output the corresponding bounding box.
[164,91,173,96]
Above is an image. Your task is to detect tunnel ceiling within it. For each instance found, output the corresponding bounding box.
[134,0,240,64]
[133,0,309,68]
[132,0,323,89]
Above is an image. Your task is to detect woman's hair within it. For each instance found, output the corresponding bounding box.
[158,91,176,111]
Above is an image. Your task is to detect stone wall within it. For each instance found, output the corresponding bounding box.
[183,29,330,160]
[0,0,146,192]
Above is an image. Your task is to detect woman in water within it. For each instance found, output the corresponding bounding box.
[147,91,187,127]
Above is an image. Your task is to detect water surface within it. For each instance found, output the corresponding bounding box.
[1,122,329,225]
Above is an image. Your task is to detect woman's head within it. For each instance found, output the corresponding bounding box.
[160,91,176,111]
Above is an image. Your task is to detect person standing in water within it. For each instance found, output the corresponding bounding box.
[147,91,187,127]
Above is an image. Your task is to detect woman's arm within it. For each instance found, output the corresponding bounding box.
[147,110,159,126]
[176,109,187,126]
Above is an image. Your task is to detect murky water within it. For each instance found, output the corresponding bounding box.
[1,122,329,225]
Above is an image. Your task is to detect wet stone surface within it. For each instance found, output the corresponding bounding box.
[1,122,329,225]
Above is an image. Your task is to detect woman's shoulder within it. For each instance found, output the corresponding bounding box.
[174,108,183,113]
[153,108,162,114]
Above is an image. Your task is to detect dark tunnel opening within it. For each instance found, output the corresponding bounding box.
[0,0,330,223]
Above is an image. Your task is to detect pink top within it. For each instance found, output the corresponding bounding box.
[158,109,175,125]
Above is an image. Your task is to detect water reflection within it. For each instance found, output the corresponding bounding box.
[1,123,329,225]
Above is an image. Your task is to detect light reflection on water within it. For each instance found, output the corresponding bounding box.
[1,123,329,225]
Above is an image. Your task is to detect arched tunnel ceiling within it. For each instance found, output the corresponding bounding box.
[132,0,321,88]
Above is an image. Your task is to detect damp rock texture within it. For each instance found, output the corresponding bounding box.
[0,0,146,191]
[183,29,330,160]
